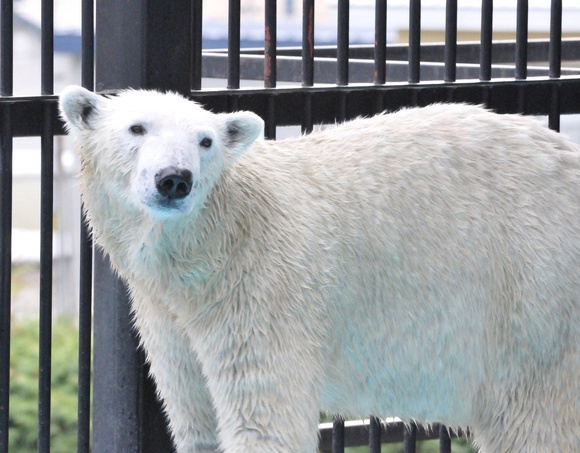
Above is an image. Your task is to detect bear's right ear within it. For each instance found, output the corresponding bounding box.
[59,85,107,132]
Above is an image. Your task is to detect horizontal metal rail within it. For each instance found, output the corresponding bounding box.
[202,39,580,84]
[216,38,580,63]
[318,418,469,452]
[201,52,580,84]
[1,76,580,138]
[188,78,580,124]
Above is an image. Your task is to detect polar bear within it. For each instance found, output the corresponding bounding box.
[59,85,579,453]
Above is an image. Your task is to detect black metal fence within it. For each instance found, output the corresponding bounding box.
[1,1,580,452]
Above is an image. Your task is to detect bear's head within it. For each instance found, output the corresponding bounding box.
[59,86,264,220]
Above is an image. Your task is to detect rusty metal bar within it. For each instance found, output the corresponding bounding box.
[265,0,277,88]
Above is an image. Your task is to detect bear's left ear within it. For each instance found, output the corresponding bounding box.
[220,111,264,163]
[59,85,108,132]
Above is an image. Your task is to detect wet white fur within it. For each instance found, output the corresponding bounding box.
[60,85,579,453]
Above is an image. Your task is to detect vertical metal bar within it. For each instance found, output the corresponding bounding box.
[337,0,349,86]
[38,1,55,448]
[549,0,562,79]
[408,0,421,83]
[301,93,313,134]
[515,0,528,80]
[549,85,560,132]
[369,416,382,453]
[81,0,94,90]
[139,359,175,453]
[0,8,13,453]
[332,416,345,453]
[77,215,93,453]
[264,1,277,138]
[515,0,528,112]
[38,103,54,453]
[41,0,54,94]
[374,0,386,84]
[265,96,276,140]
[302,0,315,134]
[302,0,315,87]
[0,103,12,453]
[227,94,240,113]
[444,0,457,82]
[480,0,493,81]
[439,424,451,453]
[336,92,347,122]
[191,0,203,90]
[403,423,417,453]
[0,0,13,96]
[228,0,241,89]
[78,3,94,451]
[548,0,562,131]
[336,0,349,121]
[265,0,277,88]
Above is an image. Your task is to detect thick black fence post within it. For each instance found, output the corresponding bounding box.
[92,252,143,453]
[93,0,193,451]
[96,0,192,94]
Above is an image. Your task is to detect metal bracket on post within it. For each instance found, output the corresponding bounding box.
[93,0,193,451]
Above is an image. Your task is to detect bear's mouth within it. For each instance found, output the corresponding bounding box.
[144,195,194,218]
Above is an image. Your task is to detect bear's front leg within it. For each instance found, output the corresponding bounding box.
[131,293,221,453]
[193,306,325,453]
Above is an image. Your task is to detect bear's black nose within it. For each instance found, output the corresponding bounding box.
[155,167,193,200]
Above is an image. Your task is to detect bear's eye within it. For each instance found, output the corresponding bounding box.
[129,124,146,135]
[200,137,213,148]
